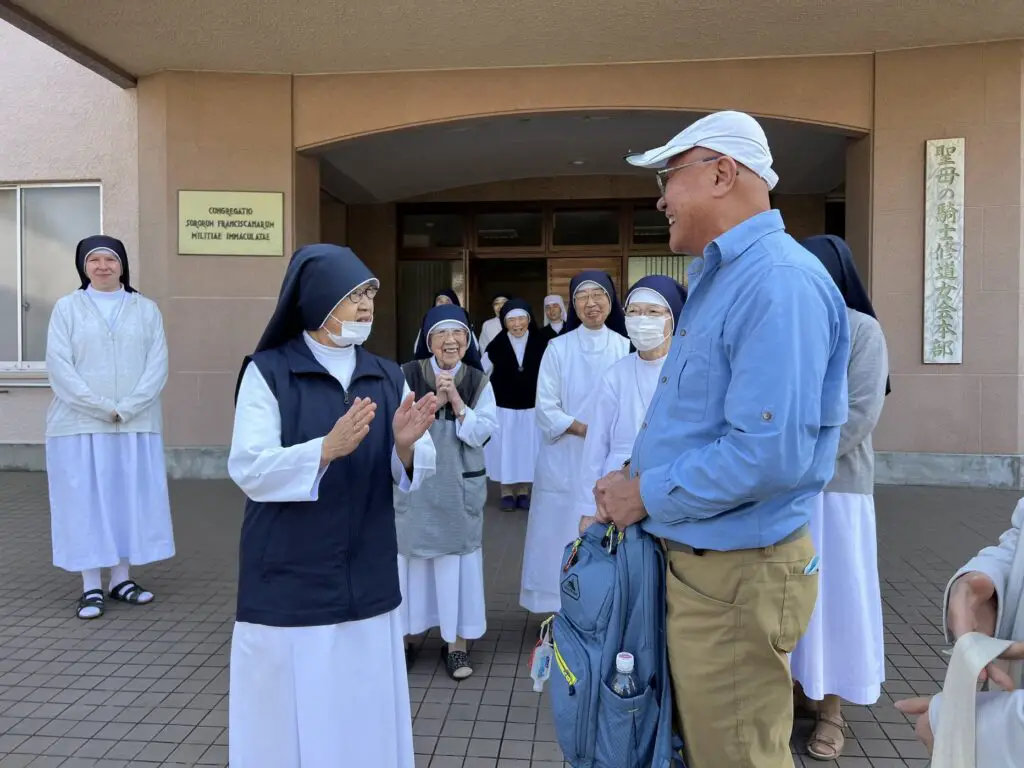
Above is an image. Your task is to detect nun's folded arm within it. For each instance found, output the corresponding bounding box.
[114,304,169,423]
[45,301,117,420]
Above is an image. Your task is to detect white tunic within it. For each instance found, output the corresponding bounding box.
[46,286,175,572]
[575,352,666,521]
[478,316,502,355]
[228,333,435,768]
[520,325,629,613]
[482,333,542,485]
[790,492,885,705]
[398,357,497,643]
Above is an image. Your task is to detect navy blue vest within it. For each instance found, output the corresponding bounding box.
[486,331,547,410]
[236,337,406,627]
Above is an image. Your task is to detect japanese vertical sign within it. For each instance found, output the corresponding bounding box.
[923,138,965,364]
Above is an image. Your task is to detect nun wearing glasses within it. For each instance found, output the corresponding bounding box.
[45,235,174,621]
[396,304,498,680]
[227,244,438,768]
[520,270,629,613]
[575,275,687,532]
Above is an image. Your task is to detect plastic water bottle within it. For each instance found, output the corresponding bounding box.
[611,652,639,697]
[530,644,553,692]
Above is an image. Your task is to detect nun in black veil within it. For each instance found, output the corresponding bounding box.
[395,303,498,681]
[46,235,174,621]
[227,243,437,767]
[790,234,890,760]
[410,289,483,353]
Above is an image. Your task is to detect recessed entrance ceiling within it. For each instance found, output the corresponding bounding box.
[4,0,1024,79]
[315,111,853,202]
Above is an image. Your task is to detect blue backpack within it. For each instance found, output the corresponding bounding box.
[544,522,685,768]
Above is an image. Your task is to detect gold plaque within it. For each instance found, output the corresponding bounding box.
[178,190,285,256]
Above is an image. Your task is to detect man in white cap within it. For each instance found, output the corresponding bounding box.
[594,110,852,768]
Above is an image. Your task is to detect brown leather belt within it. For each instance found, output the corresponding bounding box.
[661,523,809,557]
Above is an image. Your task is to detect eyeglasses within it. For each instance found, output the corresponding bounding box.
[345,285,379,303]
[574,290,609,305]
[431,329,468,342]
[655,155,726,195]
[625,306,672,317]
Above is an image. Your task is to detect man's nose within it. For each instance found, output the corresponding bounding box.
[656,197,668,212]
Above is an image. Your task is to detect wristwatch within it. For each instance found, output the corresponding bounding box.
[456,405,467,418]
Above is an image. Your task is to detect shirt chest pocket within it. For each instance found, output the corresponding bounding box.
[675,334,713,423]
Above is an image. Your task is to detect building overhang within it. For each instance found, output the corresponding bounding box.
[4,0,1024,87]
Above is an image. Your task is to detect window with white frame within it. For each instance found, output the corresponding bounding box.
[0,184,102,368]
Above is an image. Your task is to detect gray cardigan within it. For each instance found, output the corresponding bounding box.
[827,308,889,495]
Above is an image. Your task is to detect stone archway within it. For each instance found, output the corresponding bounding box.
[293,57,873,151]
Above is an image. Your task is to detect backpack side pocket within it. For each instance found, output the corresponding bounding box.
[593,681,659,768]
[549,618,594,764]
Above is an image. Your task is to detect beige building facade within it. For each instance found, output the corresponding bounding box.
[2,1,1024,486]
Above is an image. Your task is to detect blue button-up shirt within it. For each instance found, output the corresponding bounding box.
[633,210,850,551]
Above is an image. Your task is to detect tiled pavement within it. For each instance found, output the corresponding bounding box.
[0,472,1018,767]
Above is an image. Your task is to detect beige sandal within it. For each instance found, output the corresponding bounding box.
[807,713,845,761]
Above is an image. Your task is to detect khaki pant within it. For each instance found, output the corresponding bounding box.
[665,533,818,768]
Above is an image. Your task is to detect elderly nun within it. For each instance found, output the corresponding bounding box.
[481,299,547,510]
[396,304,498,680]
[540,293,567,340]
[575,275,687,532]
[790,235,890,760]
[412,289,480,354]
[520,270,629,613]
[227,244,438,768]
[45,235,174,620]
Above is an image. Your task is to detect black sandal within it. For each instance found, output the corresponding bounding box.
[441,645,473,680]
[109,580,154,605]
[77,589,105,620]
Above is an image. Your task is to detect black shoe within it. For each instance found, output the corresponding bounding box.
[440,645,473,680]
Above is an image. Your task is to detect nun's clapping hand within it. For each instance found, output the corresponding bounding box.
[320,397,377,464]
[393,392,438,455]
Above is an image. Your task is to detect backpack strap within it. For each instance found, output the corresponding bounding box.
[931,632,1014,768]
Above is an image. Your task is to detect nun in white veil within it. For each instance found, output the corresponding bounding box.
[541,294,567,341]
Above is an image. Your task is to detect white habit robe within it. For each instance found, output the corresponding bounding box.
[520,324,629,613]
[478,315,502,356]
[398,357,498,644]
[574,352,667,522]
[228,332,435,768]
[46,285,175,573]
[482,333,542,485]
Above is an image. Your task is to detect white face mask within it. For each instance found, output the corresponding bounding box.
[625,316,669,352]
[326,320,372,347]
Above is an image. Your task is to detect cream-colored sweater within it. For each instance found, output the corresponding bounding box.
[45,289,168,438]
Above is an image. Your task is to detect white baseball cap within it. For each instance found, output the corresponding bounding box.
[625,111,779,191]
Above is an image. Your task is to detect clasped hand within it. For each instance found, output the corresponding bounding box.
[590,468,647,530]
[434,373,464,414]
